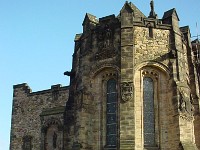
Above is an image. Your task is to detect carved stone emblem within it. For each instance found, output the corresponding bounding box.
[95,24,116,60]
[121,82,133,102]
[178,88,194,121]
[179,92,194,116]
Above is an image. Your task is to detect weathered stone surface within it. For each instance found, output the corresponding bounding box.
[10,84,68,150]
[10,1,200,150]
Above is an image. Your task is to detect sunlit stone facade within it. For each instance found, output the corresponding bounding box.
[10,1,200,150]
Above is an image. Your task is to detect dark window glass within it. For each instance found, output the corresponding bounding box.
[106,79,117,147]
[107,124,117,134]
[149,27,153,38]
[107,93,117,103]
[106,135,117,146]
[107,103,117,113]
[53,132,57,148]
[143,77,155,146]
[107,114,117,124]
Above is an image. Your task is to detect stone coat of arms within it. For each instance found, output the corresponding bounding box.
[121,82,133,102]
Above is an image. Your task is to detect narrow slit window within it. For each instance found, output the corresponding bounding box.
[22,135,32,150]
[143,77,155,146]
[149,27,153,38]
[106,79,117,147]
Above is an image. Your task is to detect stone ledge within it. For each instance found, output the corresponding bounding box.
[180,141,198,150]
[40,106,65,116]
[144,146,159,150]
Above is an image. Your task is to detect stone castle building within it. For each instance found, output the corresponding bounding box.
[10,1,200,150]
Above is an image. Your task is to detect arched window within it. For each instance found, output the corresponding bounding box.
[106,79,117,147]
[143,77,155,146]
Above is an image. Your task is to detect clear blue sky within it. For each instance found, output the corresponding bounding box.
[0,0,199,149]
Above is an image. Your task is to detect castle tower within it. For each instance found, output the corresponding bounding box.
[10,1,200,150]
[64,1,199,150]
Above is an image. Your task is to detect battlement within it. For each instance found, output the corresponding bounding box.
[10,1,200,150]
[13,83,32,94]
[13,83,69,96]
[11,83,69,150]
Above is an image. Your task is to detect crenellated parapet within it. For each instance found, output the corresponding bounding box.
[10,84,69,150]
[10,1,200,150]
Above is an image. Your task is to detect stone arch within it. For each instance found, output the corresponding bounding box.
[89,64,120,149]
[134,61,170,79]
[133,62,171,149]
[89,63,120,79]
[42,117,63,132]
[41,117,63,150]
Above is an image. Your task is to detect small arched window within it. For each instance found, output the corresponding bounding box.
[143,77,155,146]
[22,135,32,150]
[106,79,117,147]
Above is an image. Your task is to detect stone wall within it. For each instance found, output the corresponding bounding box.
[133,26,171,149]
[10,83,68,150]
[10,1,200,150]
[194,115,200,149]
[134,27,170,66]
[66,12,121,150]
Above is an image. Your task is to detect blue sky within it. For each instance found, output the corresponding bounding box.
[0,0,199,149]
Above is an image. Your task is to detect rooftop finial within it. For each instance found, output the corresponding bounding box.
[150,0,154,12]
[149,0,157,19]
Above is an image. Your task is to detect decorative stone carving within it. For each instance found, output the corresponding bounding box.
[149,0,157,18]
[142,69,158,79]
[179,93,194,115]
[41,117,63,133]
[80,33,92,55]
[41,117,63,150]
[95,24,116,60]
[121,82,133,102]
[178,88,194,121]
[102,72,117,80]
[104,26,112,48]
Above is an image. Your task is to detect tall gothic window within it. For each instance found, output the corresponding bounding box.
[106,79,117,147]
[143,77,155,146]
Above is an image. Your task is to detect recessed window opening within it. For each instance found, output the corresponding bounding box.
[143,77,155,146]
[106,79,117,147]
[149,27,153,38]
